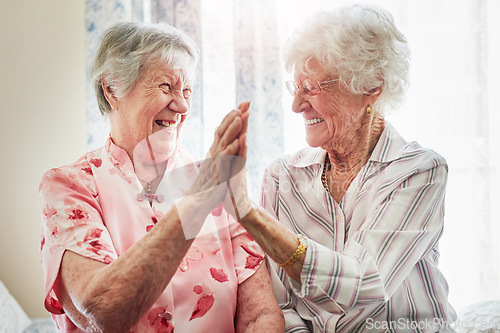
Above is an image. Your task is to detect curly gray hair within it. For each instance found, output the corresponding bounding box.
[284,4,410,115]
[91,22,199,115]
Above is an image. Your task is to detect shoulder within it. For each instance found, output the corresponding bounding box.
[371,139,449,194]
[376,124,448,174]
[39,148,104,196]
[396,141,448,173]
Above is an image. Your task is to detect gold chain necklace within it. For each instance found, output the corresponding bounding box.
[321,155,332,196]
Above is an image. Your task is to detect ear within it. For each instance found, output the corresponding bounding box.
[101,78,120,111]
[364,80,383,106]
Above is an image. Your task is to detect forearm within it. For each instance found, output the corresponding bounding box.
[235,264,285,333]
[239,206,305,282]
[238,311,285,333]
[65,195,212,331]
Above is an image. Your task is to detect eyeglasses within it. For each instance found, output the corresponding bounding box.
[285,78,340,97]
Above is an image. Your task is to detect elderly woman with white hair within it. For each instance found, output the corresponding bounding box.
[39,22,284,332]
[233,4,457,332]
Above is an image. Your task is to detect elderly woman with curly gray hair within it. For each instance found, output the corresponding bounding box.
[233,4,457,332]
[39,22,284,332]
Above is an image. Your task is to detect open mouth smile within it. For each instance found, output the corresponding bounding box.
[155,120,177,128]
[305,118,325,126]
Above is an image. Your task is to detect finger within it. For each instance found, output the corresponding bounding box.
[210,110,240,157]
[215,109,241,141]
[237,100,251,113]
[217,116,243,151]
[240,110,250,136]
[222,138,240,157]
[237,100,251,135]
[214,139,240,183]
[214,102,248,146]
[238,133,247,160]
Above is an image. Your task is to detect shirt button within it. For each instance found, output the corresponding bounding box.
[159,311,172,321]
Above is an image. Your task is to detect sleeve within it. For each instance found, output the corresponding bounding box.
[228,215,265,284]
[282,309,312,333]
[289,152,448,313]
[260,162,311,332]
[39,163,118,314]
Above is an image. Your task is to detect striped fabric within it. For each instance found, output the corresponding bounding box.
[261,123,457,333]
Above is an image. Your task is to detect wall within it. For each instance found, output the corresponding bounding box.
[0,0,87,317]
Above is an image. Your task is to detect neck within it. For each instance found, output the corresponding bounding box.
[134,159,168,183]
[322,114,385,175]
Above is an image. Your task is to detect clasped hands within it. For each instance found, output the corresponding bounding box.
[178,101,253,238]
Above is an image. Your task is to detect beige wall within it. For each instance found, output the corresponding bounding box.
[0,0,87,318]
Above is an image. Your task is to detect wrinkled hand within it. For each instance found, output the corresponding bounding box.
[177,101,253,240]
[177,105,248,239]
[187,102,250,212]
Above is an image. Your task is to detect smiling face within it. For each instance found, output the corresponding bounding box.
[107,64,192,165]
[291,60,369,149]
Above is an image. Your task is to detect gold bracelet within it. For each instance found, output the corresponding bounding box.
[279,235,307,268]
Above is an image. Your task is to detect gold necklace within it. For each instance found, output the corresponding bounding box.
[321,155,332,196]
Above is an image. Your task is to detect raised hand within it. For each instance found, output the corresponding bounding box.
[195,107,246,193]
[177,104,249,239]
[224,101,253,221]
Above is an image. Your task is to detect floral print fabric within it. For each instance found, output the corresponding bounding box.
[39,138,264,332]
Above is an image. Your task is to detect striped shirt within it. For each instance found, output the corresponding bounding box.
[261,123,457,332]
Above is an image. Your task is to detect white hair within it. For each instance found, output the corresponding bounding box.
[284,4,410,115]
[91,22,199,115]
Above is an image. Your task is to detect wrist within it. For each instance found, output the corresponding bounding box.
[178,194,212,217]
[279,235,307,268]
[236,197,254,221]
[176,183,227,240]
[239,205,258,225]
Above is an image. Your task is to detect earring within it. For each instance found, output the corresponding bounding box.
[366,105,372,116]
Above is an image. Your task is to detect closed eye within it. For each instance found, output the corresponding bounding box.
[160,83,172,93]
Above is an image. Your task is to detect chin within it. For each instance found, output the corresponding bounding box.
[305,135,324,148]
[132,136,177,165]
[149,140,177,162]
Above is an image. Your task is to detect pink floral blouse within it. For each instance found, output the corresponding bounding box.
[39,138,264,332]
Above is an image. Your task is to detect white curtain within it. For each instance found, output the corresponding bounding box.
[85,0,283,197]
[85,0,500,313]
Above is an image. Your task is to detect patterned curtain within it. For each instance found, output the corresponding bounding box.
[85,0,283,197]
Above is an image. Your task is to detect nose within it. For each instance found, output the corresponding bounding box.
[291,94,308,114]
[169,93,190,115]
